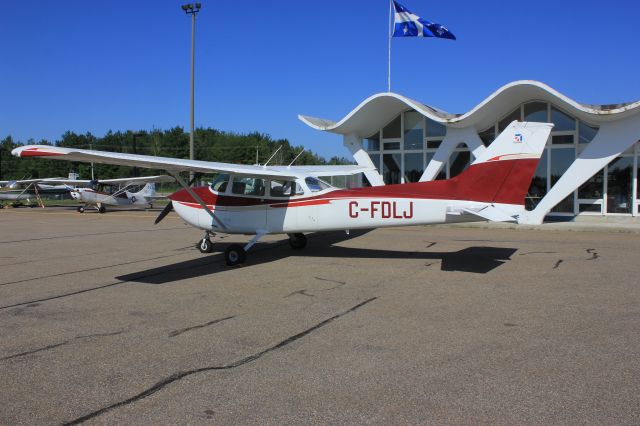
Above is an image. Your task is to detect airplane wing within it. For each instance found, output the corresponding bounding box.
[97,175,175,185]
[12,145,375,179]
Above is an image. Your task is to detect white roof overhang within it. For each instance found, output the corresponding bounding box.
[299,80,640,137]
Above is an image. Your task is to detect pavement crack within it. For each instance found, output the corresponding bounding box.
[0,329,126,362]
[586,248,599,260]
[284,289,315,298]
[168,315,235,338]
[0,253,189,287]
[63,297,377,425]
[553,259,564,269]
[313,276,346,290]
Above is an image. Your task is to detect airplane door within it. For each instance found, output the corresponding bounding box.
[218,177,267,233]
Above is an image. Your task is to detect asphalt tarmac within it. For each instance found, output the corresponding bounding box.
[1,207,639,425]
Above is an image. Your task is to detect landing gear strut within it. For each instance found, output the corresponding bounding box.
[288,233,307,250]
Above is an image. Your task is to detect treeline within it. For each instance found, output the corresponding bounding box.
[0,127,351,180]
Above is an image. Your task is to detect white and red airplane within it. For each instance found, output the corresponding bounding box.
[12,121,552,265]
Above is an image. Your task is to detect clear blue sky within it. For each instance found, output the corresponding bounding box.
[1,0,639,159]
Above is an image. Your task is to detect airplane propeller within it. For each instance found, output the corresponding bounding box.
[154,174,197,225]
[154,201,173,225]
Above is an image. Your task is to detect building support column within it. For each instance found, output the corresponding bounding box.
[420,127,485,181]
[522,115,640,224]
[343,133,385,186]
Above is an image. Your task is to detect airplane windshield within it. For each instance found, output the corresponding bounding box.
[210,174,230,193]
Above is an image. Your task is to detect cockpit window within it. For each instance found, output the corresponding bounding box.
[270,180,303,197]
[231,176,265,196]
[305,177,331,192]
[210,174,230,193]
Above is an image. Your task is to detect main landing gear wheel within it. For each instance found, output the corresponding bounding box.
[288,233,307,250]
[77,206,85,213]
[197,238,214,253]
[225,244,246,266]
[98,206,106,214]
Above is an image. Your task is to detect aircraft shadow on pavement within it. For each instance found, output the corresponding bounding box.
[117,230,517,285]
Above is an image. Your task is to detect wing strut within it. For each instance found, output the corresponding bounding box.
[168,171,227,230]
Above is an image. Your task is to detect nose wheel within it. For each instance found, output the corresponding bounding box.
[197,237,214,253]
[77,206,85,213]
[197,232,215,253]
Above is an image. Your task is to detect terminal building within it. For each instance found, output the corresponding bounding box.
[300,80,640,224]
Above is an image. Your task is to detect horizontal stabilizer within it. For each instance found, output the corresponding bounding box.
[462,206,517,223]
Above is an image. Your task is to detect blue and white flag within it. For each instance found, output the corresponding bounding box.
[392,0,456,40]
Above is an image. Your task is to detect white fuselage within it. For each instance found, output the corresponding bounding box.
[170,186,521,235]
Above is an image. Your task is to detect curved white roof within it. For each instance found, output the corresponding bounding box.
[299,80,640,137]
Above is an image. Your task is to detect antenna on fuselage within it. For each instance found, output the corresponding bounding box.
[263,145,282,167]
[287,149,305,168]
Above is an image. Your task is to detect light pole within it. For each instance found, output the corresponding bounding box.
[181,3,201,184]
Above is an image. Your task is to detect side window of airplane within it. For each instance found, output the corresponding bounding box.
[231,177,265,197]
[269,180,303,197]
[305,177,331,192]
[210,174,230,193]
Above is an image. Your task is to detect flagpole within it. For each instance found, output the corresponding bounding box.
[388,0,392,92]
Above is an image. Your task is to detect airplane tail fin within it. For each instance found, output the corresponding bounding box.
[135,183,156,198]
[445,121,552,206]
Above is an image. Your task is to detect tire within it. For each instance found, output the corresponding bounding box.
[98,206,106,214]
[289,233,307,250]
[78,206,85,213]
[225,244,246,266]
[197,238,214,253]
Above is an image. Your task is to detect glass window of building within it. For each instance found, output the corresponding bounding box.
[449,144,471,178]
[578,122,598,144]
[426,140,442,149]
[578,170,604,213]
[524,102,548,122]
[425,118,446,137]
[383,153,401,184]
[552,134,574,145]
[551,106,576,131]
[606,156,633,214]
[498,107,521,132]
[365,132,380,151]
[369,153,380,172]
[382,116,401,139]
[404,153,423,182]
[478,126,495,147]
[404,111,424,150]
[550,148,575,212]
[526,150,547,211]
[384,141,401,150]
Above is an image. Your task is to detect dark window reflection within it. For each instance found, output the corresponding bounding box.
[382,116,401,139]
[607,156,633,213]
[524,102,547,122]
[526,150,547,211]
[449,149,470,178]
[550,148,575,213]
[383,153,401,184]
[404,153,423,183]
[499,107,520,132]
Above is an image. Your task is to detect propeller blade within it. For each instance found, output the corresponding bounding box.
[154,202,173,225]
